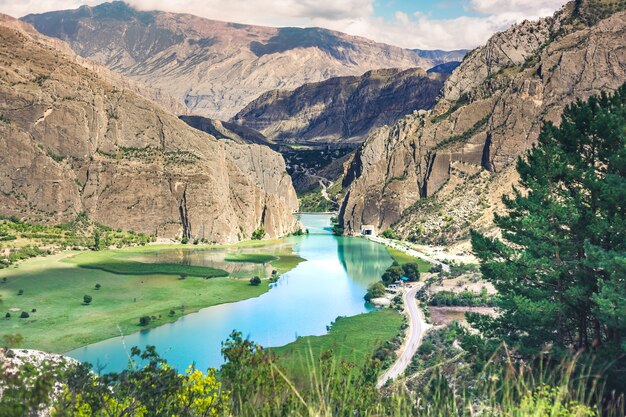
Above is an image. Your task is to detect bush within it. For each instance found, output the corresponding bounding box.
[381,228,400,240]
[251,227,265,240]
[364,282,387,301]
[17,289,23,296]
[31,308,36,313]
[83,294,92,305]
[20,311,29,318]
[139,316,151,326]
[249,276,262,286]
[95,283,101,290]
[181,236,189,244]
[5,312,10,318]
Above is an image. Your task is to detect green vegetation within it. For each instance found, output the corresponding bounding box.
[385,247,431,272]
[470,86,626,392]
[271,310,403,386]
[298,188,335,212]
[428,288,496,307]
[66,250,229,278]
[251,226,265,240]
[433,115,489,150]
[381,261,420,286]
[224,253,278,264]
[249,276,261,286]
[364,281,386,301]
[0,214,155,270]
[0,253,268,352]
[380,228,400,239]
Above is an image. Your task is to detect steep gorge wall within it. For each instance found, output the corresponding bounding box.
[0,17,298,243]
[339,3,626,243]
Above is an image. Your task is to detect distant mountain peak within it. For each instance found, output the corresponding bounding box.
[22,3,465,119]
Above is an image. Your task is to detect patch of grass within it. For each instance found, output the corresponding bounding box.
[271,310,403,386]
[433,115,489,150]
[271,254,306,274]
[224,253,278,264]
[66,250,229,278]
[386,247,432,272]
[0,253,268,353]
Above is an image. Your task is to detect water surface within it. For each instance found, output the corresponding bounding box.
[68,214,392,372]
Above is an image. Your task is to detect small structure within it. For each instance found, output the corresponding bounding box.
[387,280,404,291]
[361,225,376,236]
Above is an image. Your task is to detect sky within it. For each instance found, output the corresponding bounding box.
[0,0,568,50]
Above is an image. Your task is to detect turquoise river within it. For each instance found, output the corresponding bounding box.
[67,214,393,372]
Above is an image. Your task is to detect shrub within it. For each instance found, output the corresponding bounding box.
[31,308,36,313]
[249,276,262,286]
[5,312,10,318]
[251,227,265,240]
[95,283,101,290]
[381,228,400,240]
[364,282,387,301]
[139,316,151,326]
[17,289,23,296]
[83,294,92,305]
[20,311,29,318]
[181,236,189,244]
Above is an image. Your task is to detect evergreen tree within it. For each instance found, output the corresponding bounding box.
[469,85,625,384]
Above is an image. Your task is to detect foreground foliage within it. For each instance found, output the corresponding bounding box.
[470,84,626,393]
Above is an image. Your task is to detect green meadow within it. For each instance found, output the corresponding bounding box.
[271,310,403,386]
[0,242,305,353]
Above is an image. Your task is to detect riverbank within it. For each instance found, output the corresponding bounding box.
[271,309,403,387]
[0,242,304,353]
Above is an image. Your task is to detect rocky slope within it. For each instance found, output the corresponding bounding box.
[339,0,626,243]
[0,15,298,243]
[22,1,462,120]
[232,68,447,145]
[180,116,276,148]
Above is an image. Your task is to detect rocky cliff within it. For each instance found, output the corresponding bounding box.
[22,2,462,120]
[0,15,298,243]
[232,68,447,145]
[339,0,626,244]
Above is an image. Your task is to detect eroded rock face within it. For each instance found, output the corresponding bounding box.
[232,68,447,145]
[339,2,626,243]
[22,2,465,119]
[0,17,298,242]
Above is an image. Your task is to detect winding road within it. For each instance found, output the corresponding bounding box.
[377,284,429,388]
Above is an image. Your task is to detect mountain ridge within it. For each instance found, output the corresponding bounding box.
[22,1,465,119]
[0,14,299,243]
[338,0,626,244]
[232,68,447,146]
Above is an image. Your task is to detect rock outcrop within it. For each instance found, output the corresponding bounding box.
[339,1,626,243]
[22,2,463,120]
[232,68,447,145]
[180,116,276,148]
[0,16,298,243]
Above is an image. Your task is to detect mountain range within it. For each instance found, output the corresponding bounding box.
[22,1,466,120]
[338,0,626,244]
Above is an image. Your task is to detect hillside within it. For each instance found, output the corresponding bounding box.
[338,0,626,244]
[0,15,298,243]
[22,2,464,119]
[232,68,447,146]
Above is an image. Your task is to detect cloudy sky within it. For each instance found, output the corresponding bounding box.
[1,0,567,49]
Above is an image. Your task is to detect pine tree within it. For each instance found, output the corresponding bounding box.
[469,85,626,377]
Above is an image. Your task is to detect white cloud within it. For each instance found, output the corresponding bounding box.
[0,0,567,50]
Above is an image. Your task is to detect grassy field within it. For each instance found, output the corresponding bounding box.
[66,250,228,277]
[224,254,278,264]
[0,240,305,353]
[271,310,403,386]
[386,247,432,272]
